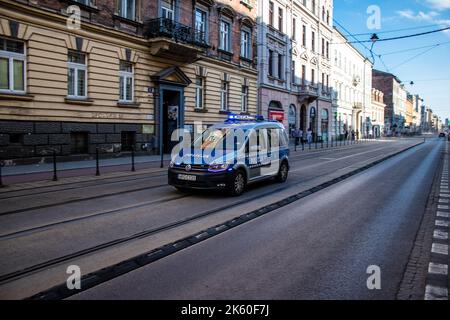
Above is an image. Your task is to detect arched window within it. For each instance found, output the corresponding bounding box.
[321,109,329,120]
[269,100,282,109]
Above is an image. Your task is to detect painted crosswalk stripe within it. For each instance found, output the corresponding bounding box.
[439,199,449,204]
[441,194,450,197]
[425,285,448,300]
[435,220,450,227]
[433,230,449,240]
[431,243,449,255]
[437,205,449,210]
[437,211,450,218]
[428,262,448,275]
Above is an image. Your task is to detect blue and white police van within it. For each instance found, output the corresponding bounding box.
[168,114,290,196]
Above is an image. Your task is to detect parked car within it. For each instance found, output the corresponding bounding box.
[439,132,446,138]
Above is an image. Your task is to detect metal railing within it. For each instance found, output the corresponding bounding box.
[145,18,207,47]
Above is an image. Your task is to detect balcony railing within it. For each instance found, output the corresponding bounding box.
[145,18,207,47]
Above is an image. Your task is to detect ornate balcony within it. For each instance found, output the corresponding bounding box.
[297,84,319,104]
[144,18,208,63]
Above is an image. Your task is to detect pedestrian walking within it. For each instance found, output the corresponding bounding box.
[307,128,313,145]
[351,129,355,141]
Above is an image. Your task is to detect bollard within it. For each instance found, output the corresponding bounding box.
[52,150,58,181]
[327,138,329,148]
[315,139,318,149]
[96,147,100,176]
[302,141,304,151]
[309,141,311,150]
[131,146,136,172]
[321,139,323,148]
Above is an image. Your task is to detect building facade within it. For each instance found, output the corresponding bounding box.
[257,0,334,141]
[372,69,407,136]
[370,88,385,138]
[0,0,258,162]
[332,27,373,139]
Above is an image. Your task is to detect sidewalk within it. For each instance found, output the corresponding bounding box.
[2,154,171,176]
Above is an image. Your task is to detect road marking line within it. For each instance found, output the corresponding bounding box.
[431,243,449,255]
[433,230,449,240]
[428,262,448,275]
[439,199,450,204]
[437,205,449,210]
[440,194,450,197]
[437,211,450,218]
[425,285,448,300]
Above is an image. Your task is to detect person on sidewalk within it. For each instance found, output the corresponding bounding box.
[293,127,302,147]
[307,128,313,145]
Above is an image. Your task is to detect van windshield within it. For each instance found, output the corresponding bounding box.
[194,128,247,151]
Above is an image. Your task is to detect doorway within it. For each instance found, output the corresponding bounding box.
[300,104,307,131]
[162,89,182,153]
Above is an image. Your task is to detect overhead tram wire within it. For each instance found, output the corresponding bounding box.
[389,45,441,71]
[342,23,448,37]
[333,26,450,45]
[378,41,450,56]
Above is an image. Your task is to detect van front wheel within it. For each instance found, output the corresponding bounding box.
[276,161,289,183]
[229,171,246,196]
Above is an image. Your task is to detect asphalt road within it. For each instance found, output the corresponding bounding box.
[0,138,439,299]
[71,139,442,299]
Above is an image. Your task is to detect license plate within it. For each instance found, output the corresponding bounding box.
[177,174,197,181]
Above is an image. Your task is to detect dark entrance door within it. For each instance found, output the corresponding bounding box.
[300,105,307,131]
[162,89,181,153]
[70,132,88,154]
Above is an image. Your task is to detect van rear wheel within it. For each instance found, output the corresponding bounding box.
[229,170,246,196]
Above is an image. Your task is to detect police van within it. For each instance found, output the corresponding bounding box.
[168,114,290,196]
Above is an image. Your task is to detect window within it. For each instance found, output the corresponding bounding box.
[118,0,136,20]
[278,54,283,79]
[322,6,325,21]
[312,0,316,15]
[195,8,207,42]
[195,76,204,110]
[321,38,324,56]
[219,20,231,52]
[311,69,315,86]
[301,65,306,87]
[119,61,133,102]
[240,29,251,59]
[67,51,87,99]
[326,41,329,59]
[292,18,297,40]
[161,0,174,20]
[220,81,229,111]
[322,73,325,91]
[278,7,283,32]
[302,25,306,47]
[327,10,330,25]
[74,0,92,5]
[268,50,274,77]
[241,85,248,112]
[269,1,274,26]
[291,60,296,84]
[326,75,329,92]
[0,38,25,93]
[311,31,315,52]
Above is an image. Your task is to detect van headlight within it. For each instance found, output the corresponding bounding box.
[208,163,230,172]
[169,161,175,168]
